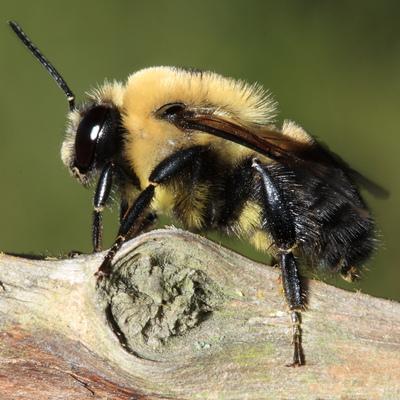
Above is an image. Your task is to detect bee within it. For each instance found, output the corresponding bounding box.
[9,21,375,366]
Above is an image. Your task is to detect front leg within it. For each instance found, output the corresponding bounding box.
[92,162,114,253]
[96,146,205,279]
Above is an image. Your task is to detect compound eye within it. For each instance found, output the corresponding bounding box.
[75,105,109,169]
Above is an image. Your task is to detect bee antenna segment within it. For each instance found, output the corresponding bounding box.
[8,21,76,111]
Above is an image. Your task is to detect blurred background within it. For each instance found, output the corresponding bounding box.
[0,1,399,301]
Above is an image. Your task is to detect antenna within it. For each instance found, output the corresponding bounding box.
[8,21,76,111]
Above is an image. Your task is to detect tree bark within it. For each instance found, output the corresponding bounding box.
[0,229,399,399]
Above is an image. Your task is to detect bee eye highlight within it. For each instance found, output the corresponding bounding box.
[75,105,109,169]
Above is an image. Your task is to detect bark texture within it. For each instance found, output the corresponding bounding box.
[0,229,399,399]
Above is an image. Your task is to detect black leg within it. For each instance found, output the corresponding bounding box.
[96,146,204,280]
[92,162,114,252]
[120,200,158,239]
[252,159,304,366]
[279,250,303,366]
[97,185,156,279]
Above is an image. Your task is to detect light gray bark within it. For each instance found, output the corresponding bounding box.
[0,229,399,399]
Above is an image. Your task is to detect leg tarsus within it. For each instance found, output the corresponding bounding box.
[95,236,124,281]
[286,310,303,367]
[279,250,305,366]
[92,209,103,253]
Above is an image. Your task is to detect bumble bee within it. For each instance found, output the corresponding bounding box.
[9,21,375,366]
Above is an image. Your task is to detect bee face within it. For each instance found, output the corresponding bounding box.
[10,22,376,366]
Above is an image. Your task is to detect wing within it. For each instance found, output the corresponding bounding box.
[171,110,371,217]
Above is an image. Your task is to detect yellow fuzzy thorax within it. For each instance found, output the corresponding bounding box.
[119,67,276,188]
[124,66,276,128]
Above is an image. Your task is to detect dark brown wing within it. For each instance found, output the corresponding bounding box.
[173,112,370,217]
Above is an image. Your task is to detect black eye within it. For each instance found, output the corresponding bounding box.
[75,105,109,169]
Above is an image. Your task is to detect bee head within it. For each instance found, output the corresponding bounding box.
[61,81,125,186]
[7,22,125,187]
[62,101,122,186]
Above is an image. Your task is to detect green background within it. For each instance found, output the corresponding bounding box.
[1,1,399,301]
